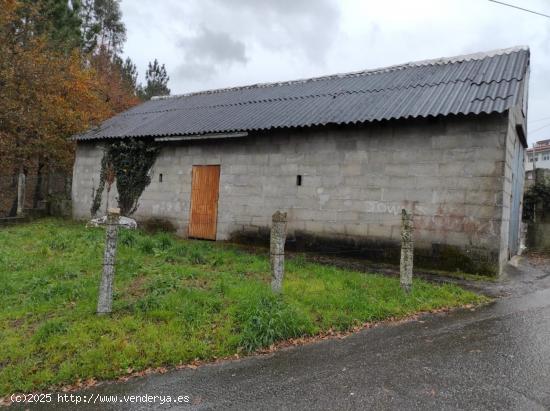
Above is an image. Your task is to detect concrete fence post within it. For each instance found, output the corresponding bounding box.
[400,209,414,293]
[97,208,120,315]
[270,210,287,293]
[16,171,26,216]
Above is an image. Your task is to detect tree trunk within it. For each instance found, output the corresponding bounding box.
[8,171,18,217]
[33,160,44,208]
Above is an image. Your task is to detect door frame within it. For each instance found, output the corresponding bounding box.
[188,164,221,240]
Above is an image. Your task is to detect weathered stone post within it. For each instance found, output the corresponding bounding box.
[400,209,414,293]
[97,208,120,315]
[16,171,26,216]
[270,211,287,293]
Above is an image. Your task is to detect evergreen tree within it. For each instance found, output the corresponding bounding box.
[39,0,82,51]
[113,55,140,96]
[140,59,170,100]
[121,57,139,94]
[17,0,82,51]
[80,0,126,55]
[80,0,100,54]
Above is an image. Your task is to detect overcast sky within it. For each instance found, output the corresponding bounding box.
[121,0,550,145]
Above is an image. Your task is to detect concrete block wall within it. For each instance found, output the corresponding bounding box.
[499,106,526,265]
[73,113,515,274]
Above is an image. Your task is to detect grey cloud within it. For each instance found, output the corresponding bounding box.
[208,0,340,63]
[178,27,247,65]
[175,26,248,80]
[176,62,217,82]
[219,0,334,16]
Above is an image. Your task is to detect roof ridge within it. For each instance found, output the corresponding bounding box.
[151,45,529,101]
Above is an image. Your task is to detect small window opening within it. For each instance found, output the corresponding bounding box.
[159,173,163,183]
[296,175,302,186]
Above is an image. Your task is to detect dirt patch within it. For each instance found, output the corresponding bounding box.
[523,250,550,269]
[126,276,147,298]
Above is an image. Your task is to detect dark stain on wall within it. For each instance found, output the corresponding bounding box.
[229,227,499,276]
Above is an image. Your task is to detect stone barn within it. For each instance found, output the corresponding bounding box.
[73,46,530,275]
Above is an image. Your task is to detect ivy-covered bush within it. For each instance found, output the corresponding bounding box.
[523,176,550,222]
[91,138,160,216]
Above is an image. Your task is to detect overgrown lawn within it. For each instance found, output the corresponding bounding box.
[0,219,486,395]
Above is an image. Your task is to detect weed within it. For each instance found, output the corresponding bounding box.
[119,230,138,247]
[172,244,187,257]
[188,250,207,265]
[289,253,308,269]
[47,238,71,251]
[147,274,181,295]
[135,294,164,312]
[33,320,69,343]
[138,237,155,254]
[155,232,174,250]
[235,294,313,352]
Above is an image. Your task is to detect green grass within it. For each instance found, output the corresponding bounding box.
[0,219,487,395]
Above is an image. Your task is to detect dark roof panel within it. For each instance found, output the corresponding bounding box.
[76,46,530,141]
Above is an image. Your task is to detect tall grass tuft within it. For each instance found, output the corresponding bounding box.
[235,294,313,352]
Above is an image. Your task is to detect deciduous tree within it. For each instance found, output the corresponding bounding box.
[0,0,111,209]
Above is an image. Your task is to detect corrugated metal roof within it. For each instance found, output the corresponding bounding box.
[76,46,530,141]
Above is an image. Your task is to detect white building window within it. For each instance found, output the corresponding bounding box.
[543,153,550,161]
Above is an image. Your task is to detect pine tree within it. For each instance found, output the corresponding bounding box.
[80,0,126,55]
[140,59,170,100]
[17,0,82,51]
[121,57,138,92]
[39,0,83,51]
[113,55,140,96]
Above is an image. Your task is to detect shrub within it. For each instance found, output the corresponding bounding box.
[523,176,550,222]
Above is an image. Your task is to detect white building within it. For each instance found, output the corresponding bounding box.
[526,139,550,180]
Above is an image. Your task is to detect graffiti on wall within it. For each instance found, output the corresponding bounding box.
[365,201,400,216]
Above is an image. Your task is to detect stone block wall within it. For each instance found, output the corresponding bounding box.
[73,113,519,274]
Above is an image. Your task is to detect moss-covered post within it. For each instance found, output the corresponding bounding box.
[97,208,120,315]
[270,211,287,293]
[400,209,414,293]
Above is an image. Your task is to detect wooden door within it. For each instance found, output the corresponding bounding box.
[188,165,220,240]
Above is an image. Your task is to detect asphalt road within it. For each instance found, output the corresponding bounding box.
[24,261,550,411]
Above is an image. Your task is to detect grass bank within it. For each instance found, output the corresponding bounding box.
[0,219,486,395]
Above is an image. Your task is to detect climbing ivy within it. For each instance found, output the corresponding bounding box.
[90,138,160,217]
[90,152,108,217]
